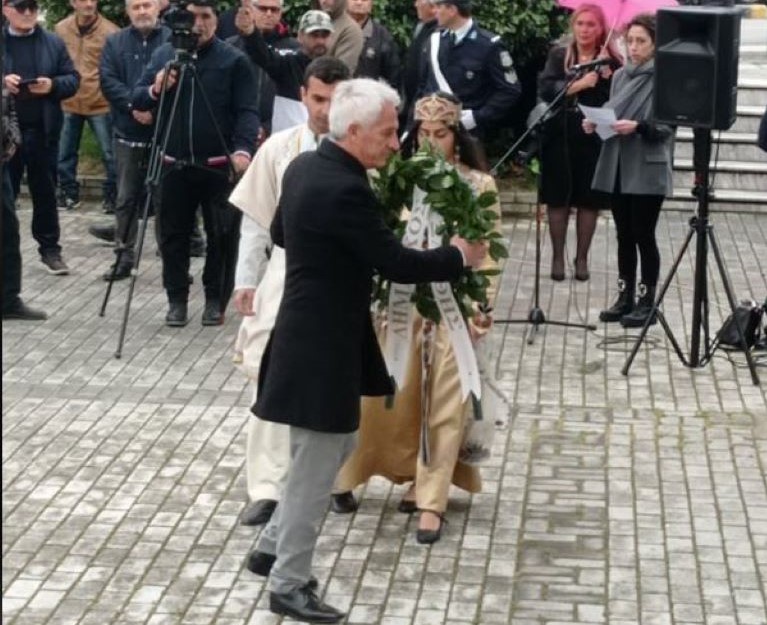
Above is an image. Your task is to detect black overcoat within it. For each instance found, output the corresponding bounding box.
[255,140,464,434]
[537,45,613,209]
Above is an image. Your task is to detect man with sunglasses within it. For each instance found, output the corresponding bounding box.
[2,0,80,276]
[225,0,298,137]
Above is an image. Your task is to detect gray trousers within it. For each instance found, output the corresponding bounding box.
[257,425,357,594]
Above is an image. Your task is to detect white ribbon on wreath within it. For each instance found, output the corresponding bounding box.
[384,187,482,401]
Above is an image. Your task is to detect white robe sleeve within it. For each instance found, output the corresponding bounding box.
[234,215,272,289]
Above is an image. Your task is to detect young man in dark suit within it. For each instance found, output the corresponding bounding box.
[246,78,487,623]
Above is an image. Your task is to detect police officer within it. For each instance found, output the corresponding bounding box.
[417,0,520,138]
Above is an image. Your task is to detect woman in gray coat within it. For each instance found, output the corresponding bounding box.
[583,13,674,328]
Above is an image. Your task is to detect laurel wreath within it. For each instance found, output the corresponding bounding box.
[371,147,508,323]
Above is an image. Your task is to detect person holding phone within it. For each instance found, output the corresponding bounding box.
[2,0,80,276]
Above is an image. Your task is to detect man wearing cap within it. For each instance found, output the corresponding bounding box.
[235,8,333,102]
[417,0,520,138]
[2,0,80,277]
[133,0,260,327]
[311,0,363,73]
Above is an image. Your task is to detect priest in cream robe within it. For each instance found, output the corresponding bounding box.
[228,58,350,527]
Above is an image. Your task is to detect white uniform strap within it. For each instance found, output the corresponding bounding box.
[429,31,453,95]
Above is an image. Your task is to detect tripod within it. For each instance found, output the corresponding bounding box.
[99,48,235,359]
[621,130,760,385]
[491,70,596,344]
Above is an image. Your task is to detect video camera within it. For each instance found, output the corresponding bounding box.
[164,0,199,56]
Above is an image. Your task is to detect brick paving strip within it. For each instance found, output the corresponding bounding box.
[3,205,766,624]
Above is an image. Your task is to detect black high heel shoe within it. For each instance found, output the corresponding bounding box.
[574,257,590,281]
[416,511,447,544]
[550,258,565,282]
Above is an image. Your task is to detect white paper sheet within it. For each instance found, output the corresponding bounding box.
[271,96,308,133]
[578,104,617,141]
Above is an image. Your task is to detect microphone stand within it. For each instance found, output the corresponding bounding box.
[491,68,597,344]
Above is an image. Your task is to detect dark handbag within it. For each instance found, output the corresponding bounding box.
[716,300,763,349]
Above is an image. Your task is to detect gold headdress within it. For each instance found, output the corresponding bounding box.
[414,94,462,126]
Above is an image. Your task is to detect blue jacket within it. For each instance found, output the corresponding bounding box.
[132,38,260,160]
[2,26,79,139]
[100,25,171,142]
[419,22,521,133]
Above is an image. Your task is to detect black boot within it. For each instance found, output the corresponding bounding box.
[620,283,657,328]
[599,278,635,323]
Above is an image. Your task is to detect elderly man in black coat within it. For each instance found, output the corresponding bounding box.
[245,78,487,623]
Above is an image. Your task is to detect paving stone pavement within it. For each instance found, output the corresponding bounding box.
[3,202,767,625]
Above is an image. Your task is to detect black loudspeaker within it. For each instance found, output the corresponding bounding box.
[654,6,741,130]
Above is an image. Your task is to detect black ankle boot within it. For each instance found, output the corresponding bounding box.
[620,283,657,328]
[599,278,635,322]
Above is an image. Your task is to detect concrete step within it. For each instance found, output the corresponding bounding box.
[729,104,766,133]
[674,129,764,162]
[737,79,767,106]
[673,158,767,192]
[664,187,767,213]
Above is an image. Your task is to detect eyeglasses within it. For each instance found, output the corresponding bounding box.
[12,1,39,12]
[255,5,281,13]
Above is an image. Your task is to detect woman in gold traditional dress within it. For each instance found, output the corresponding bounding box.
[333,92,503,544]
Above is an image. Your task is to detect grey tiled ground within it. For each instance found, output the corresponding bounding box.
[3,202,767,624]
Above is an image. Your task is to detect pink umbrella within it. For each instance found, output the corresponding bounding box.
[558,0,678,35]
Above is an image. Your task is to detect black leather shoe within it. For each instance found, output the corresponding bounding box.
[102,263,132,281]
[165,302,188,327]
[3,299,47,321]
[269,587,344,623]
[201,300,223,326]
[331,491,358,514]
[246,550,276,576]
[240,499,277,526]
[398,498,417,514]
[88,223,116,243]
[245,550,318,590]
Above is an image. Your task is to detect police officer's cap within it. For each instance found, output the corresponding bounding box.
[433,0,472,11]
[298,10,334,34]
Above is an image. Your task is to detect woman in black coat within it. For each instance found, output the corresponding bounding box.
[538,3,622,281]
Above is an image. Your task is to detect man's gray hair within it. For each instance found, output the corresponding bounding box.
[328,78,401,140]
[125,0,160,7]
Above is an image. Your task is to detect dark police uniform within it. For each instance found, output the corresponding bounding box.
[418,21,521,136]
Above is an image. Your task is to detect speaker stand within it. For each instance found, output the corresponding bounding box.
[621,130,760,385]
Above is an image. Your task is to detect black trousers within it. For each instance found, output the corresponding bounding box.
[8,126,61,257]
[610,192,664,287]
[3,167,22,310]
[158,165,240,305]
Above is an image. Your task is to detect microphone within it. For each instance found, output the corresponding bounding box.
[569,58,611,74]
